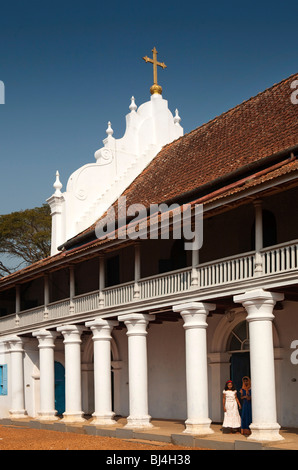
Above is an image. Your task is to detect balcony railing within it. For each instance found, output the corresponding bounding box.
[1,239,298,333]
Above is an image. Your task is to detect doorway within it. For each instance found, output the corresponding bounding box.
[54,361,65,415]
[228,320,250,394]
[230,352,250,395]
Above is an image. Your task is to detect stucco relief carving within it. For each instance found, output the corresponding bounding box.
[94,147,114,165]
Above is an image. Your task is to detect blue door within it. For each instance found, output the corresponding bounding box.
[54,361,65,415]
[230,352,250,397]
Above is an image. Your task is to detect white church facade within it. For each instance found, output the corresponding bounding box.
[0,52,297,443]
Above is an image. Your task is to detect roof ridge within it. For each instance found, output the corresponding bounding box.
[167,71,298,144]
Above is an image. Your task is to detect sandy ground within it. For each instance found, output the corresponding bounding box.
[0,424,209,451]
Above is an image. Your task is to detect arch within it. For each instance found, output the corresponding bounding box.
[211,307,281,354]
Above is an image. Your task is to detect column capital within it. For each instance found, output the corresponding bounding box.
[57,324,85,344]
[120,313,155,336]
[32,329,58,349]
[173,301,216,314]
[173,302,216,329]
[253,198,263,208]
[234,289,284,322]
[86,318,118,341]
[6,335,24,352]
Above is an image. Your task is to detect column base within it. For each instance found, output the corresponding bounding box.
[9,410,27,420]
[90,412,117,426]
[124,415,154,429]
[37,411,59,421]
[183,418,214,435]
[248,423,284,442]
[61,412,86,423]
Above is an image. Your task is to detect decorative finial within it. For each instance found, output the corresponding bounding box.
[129,96,137,112]
[142,47,167,95]
[174,109,181,126]
[106,121,113,137]
[53,170,62,196]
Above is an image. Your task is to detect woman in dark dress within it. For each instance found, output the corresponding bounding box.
[240,376,252,435]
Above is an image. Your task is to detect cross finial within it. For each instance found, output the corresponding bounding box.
[142,47,167,95]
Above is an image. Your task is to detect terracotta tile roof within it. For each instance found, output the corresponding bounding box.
[118,72,298,209]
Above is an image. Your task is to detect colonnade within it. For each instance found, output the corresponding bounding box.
[4,288,284,442]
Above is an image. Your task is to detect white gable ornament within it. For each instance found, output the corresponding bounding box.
[47,48,183,255]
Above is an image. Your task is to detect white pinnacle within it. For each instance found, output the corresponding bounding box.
[174,108,181,125]
[53,170,62,196]
[129,96,137,112]
[106,121,114,137]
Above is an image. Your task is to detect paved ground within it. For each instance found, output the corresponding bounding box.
[0,417,297,451]
[0,423,207,451]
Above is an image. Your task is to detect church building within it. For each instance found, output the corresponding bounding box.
[0,49,297,443]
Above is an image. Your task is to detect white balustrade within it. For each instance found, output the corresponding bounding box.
[74,291,99,313]
[18,306,45,327]
[103,282,134,307]
[198,251,255,287]
[261,240,298,275]
[0,314,18,332]
[47,299,70,320]
[139,268,192,299]
[0,240,298,332]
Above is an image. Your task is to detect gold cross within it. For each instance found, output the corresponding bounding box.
[143,47,167,95]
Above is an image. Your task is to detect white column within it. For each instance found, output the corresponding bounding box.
[32,329,58,421]
[254,200,263,275]
[44,274,50,319]
[98,255,105,307]
[69,266,75,314]
[133,243,141,299]
[191,248,199,286]
[121,313,155,429]
[173,302,215,434]
[15,285,21,326]
[8,336,27,419]
[234,289,284,441]
[57,324,85,423]
[85,318,118,425]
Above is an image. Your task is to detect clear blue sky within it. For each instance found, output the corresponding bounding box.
[0,0,297,215]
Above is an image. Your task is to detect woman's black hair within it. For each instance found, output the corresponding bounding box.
[224,381,236,391]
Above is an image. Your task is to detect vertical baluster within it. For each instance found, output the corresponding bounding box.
[276,249,280,272]
[286,246,290,270]
[280,248,285,271]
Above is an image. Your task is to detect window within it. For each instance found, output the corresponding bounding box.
[227,321,250,352]
[0,365,7,395]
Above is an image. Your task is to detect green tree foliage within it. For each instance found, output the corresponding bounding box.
[0,204,51,276]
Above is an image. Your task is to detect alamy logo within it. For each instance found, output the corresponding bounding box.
[95,196,203,251]
[0,81,4,104]
[290,340,298,364]
[290,80,298,105]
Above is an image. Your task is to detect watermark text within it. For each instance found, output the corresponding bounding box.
[0,81,4,104]
[290,80,298,105]
[95,196,203,251]
[290,340,298,364]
